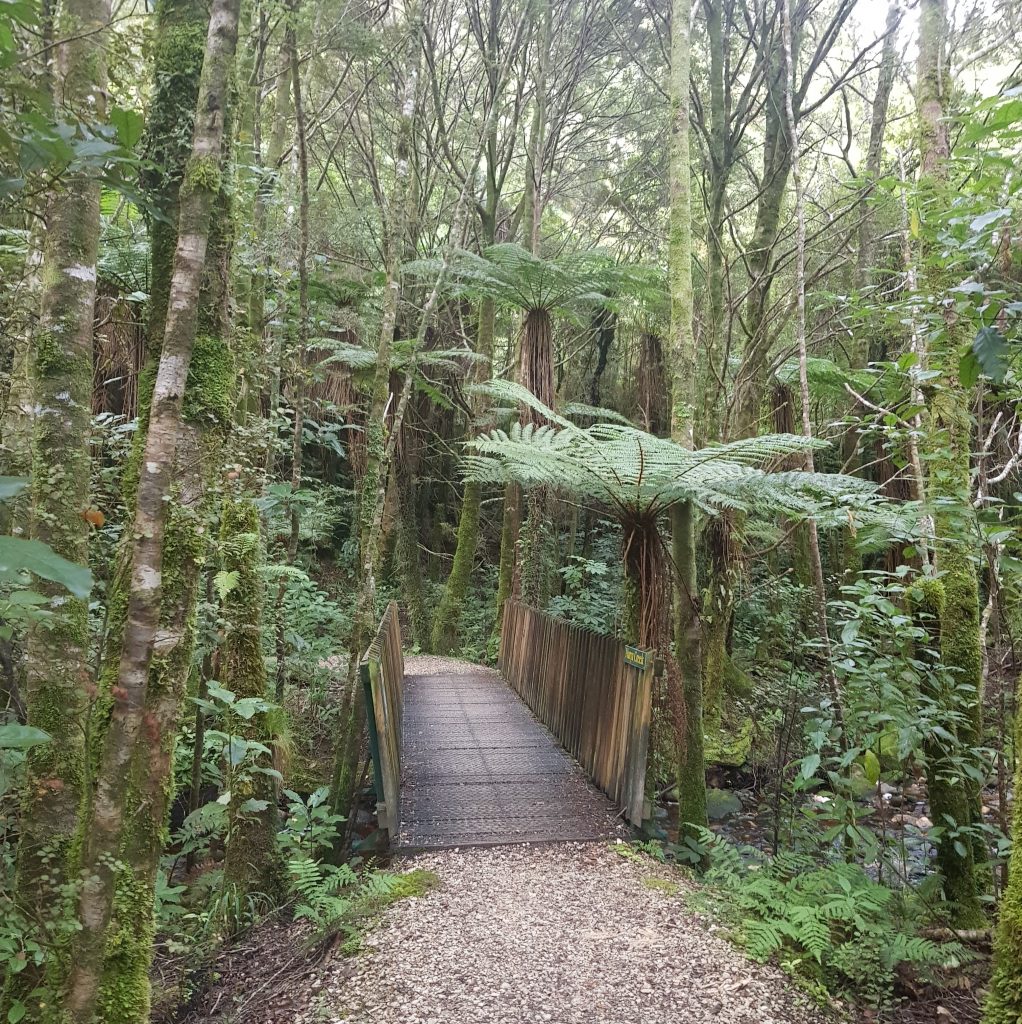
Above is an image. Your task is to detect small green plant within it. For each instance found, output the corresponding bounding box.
[279,787,345,856]
[642,876,680,896]
[692,828,974,1007]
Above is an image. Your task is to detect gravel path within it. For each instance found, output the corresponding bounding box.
[302,843,827,1024]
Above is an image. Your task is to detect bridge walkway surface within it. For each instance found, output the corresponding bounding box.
[396,658,627,849]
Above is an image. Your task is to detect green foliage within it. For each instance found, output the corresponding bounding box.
[279,787,345,856]
[692,830,974,1006]
[408,243,655,316]
[548,547,622,634]
[795,571,1002,882]
[465,381,875,520]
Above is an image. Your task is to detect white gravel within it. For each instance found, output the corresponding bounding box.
[302,843,828,1024]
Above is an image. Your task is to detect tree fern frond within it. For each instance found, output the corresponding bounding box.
[562,402,633,425]
[464,392,878,519]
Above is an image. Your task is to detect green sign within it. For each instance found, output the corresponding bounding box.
[623,645,652,670]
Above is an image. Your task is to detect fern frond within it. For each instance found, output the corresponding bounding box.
[463,386,879,521]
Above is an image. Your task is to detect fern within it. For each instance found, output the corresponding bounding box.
[407,242,659,316]
[696,842,975,1005]
[462,380,876,522]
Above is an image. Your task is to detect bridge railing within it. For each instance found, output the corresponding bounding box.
[363,601,403,838]
[498,600,653,825]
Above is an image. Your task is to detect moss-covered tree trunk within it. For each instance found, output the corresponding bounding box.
[87,0,238,1012]
[985,669,1022,1020]
[915,0,987,927]
[221,499,285,907]
[5,0,109,1010]
[63,0,242,1015]
[668,0,707,833]
[430,294,494,654]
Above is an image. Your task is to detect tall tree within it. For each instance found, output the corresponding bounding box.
[915,0,987,928]
[6,0,109,1008]
[63,0,243,1014]
[668,0,707,833]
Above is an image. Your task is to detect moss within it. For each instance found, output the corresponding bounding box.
[96,865,156,1024]
[642,876,680,896]
[386,869,440,900]
[184,333,236,430]
[431,481,482,654]
[182,153,223,197]
[985,715,1022,1022]
[221,500,286,910]
[704,713,753,766]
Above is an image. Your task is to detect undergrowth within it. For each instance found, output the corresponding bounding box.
[624,830,976,1008]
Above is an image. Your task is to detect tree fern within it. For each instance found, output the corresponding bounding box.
[407,242,659,316]
[462,380,876,521]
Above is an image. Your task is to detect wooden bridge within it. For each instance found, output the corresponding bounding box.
[361,601,655,850]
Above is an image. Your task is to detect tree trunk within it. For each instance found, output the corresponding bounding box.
[221,499,285,910]
[331,13,420,821]
[985,670,1022,1020]
[669,0,707,834]
[6,0,109,1009]
[63,0,242,1014]
[273,7,309,702]
[431,295,495,654]
[915,0,987,928]
[780,0,843,724]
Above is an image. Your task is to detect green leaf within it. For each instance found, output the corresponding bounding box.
[238,798,270,814]
[959,351,980,389]
[8,1000,27,1023]
[863,750,881,786]
[206,682,236,704]
[0,723,51,750]
[0,536,92,597]
[969,208,1011,233]
[109,106,143,149]
[800,753,821,780]
[971,326,1008,383]
[213,569,239,602]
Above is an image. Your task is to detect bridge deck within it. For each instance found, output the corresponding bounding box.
[397,663,626,849]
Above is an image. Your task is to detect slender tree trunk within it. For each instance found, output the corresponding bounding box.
[431,290,495,654]
[331,11,420,821]
[63,0,242,1015]
[5,0,108,1010]
[780,0,843,722]
[221,499,285,909]
[986,674,1022,1020]
[915,0,987,928]
[697,0,727,444]
[669,0,707,833]
[274,7,310,701]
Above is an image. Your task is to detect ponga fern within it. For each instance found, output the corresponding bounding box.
[463,379,877,648]
[721,858,976,1005]
[409,244,657,414]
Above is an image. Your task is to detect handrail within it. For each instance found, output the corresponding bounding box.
[362,601,403,839]
[498,600,653,825]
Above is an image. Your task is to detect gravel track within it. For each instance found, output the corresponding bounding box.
[303,842,828,1024]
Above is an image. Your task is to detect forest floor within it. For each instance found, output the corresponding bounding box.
[305,842,824,1024]
[170,839,988,1024]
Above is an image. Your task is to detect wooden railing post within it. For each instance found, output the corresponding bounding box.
[363,601,403,843]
